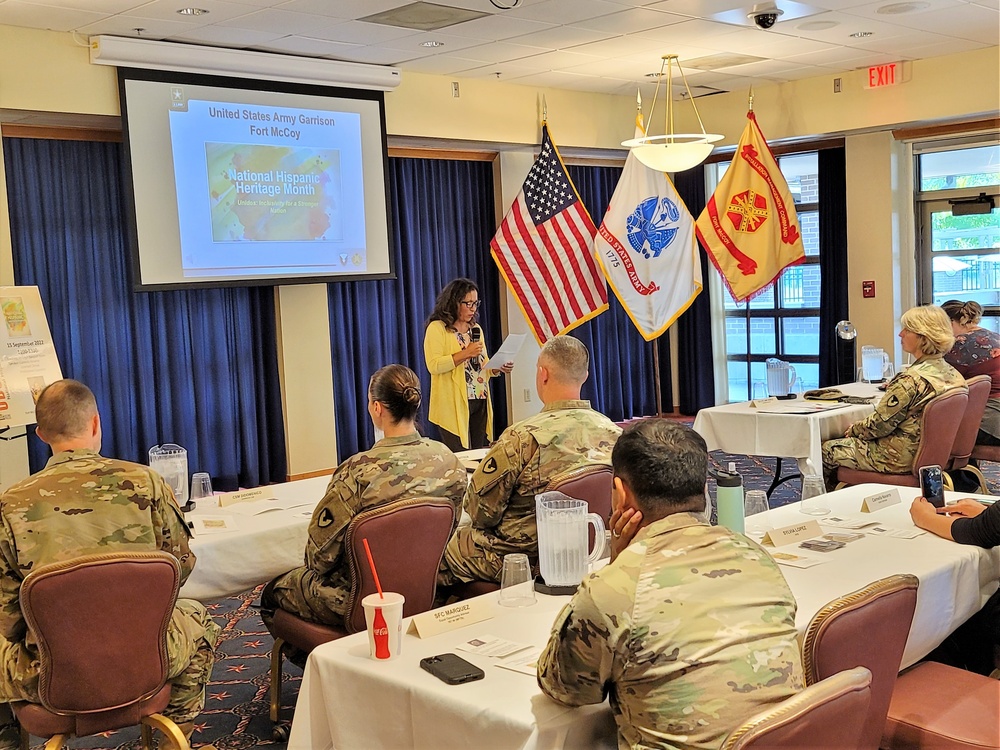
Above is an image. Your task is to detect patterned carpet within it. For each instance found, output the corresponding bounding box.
[25,448,1000,749]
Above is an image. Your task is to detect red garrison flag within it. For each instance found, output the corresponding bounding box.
[490,124,607,344]
[695,111,805,302]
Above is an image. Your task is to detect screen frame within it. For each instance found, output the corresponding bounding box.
[118,66,396,291]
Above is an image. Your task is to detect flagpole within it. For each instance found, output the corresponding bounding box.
[652,339,663,417]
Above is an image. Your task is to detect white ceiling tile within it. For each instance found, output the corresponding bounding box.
[644,0,766,17]
[504,24,614,49]
[459,60,553,78]
[167,24,284,46]
[396,54,483,74]
[635,17,746,42]
[333,45,423,64]
[507,0,628,24]
[568,7,688,34]
[442,0,547,10]
[255,34,361,56]
[77,14,199,36]
[875,3,1000,44]
[515,49,605,68]
[276,0,400,18]
[127,0,260,25]
[0,1,105,31]
[899,38,990,58]
[449,40,549,63]
[306,19,420,44]
[840,0,971,22]
[780,44,889,66]
[846,28,965,53]
[217,8,340,35]
[14,0,143,11]
[560,56,647,78]
[380,30,497,54]
[562,32,667,57]
[446,14,555,41]
[709,29,840,56]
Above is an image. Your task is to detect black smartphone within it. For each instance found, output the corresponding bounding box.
[420,653,485,685]
[919,465,946,509]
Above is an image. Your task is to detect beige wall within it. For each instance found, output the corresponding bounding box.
[0,24,997,476]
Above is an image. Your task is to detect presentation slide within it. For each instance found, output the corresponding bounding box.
[120,72,393,289]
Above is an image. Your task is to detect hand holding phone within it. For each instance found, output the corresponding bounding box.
[919,465,946,509]
[420,653,485,685]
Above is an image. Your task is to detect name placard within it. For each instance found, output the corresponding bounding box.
[408,597,493,638]
[751,396,777,408]
[762,519,823,547]
[217,487,274,507]
[861,488,901,513]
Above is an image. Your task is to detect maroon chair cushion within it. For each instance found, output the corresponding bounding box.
[271,607,347,651]
[14,683,172,738]
[971,444,1000,463]
[803,576,918,750]
[884,661,1000,750]
[949,376,992,471]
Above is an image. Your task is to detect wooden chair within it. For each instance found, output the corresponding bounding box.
[11,552,189,750]
[268,497,455,738]
[944,375,992,492]
[835,387,968,490]
[720,667,872,750]
[801,574,919,750]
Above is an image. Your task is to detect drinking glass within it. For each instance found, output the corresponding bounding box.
[498,553,535,607]
[744,490,771,537]
[751,381,768,402]
[189,472,213,511]
[800,475,831,516]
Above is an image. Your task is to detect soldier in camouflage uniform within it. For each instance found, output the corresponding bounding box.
[823,305,966,490]
[537,419,803,750]
[261,365,465,635]
[0,380,219,750]
[440,336,621,586]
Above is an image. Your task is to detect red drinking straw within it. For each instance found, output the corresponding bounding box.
[362,538,384,599]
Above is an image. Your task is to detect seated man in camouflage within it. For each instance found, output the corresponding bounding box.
[440,335,621,586]
[537,419,804,750]
[0,380,220,750]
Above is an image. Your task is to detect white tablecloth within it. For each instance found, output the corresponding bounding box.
[180,475,329,601]
[288,482,1000,750]
[693,383,881,474]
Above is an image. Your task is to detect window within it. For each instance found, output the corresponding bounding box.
[916,139,1000,328]
[717,152,821,401]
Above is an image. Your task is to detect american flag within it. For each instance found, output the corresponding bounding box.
[490,125,608,344]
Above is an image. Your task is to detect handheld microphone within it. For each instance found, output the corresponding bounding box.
[469,326,482,371]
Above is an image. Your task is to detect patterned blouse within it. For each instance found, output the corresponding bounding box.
[946,327,1000,398]
[455,330,489,400]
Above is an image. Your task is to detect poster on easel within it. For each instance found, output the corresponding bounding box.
[0,287,63,428]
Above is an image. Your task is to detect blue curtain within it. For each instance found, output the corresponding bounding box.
[327,157,502,459]
[674,167,717,414]
[566,164,663,419]
[3,137,286,491]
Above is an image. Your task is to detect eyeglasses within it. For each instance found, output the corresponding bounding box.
[460,300,481,310]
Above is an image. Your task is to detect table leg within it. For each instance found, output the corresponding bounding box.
[766,458,802,498]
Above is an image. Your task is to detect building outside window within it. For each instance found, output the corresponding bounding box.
[715,153,821,402]
[916,140,1000,330]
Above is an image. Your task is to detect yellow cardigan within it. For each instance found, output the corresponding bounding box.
[423,320,495,449]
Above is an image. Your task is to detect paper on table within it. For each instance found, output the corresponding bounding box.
[483,333,527,371]
[495,647,542,676]
[822,515,880,530]
[867,525,925,539]
[455,635,532,659]
[756,402,852,414]
[191,515,237,535]
[768,550,825,568]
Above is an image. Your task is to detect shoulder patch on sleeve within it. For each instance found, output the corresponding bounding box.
[316,508,335,528]
[482,457,498,474]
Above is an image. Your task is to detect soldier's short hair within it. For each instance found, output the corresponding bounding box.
[35,379,98,441]
[612,419,708,512]
[901,304,955,357]
[539,335,589,384]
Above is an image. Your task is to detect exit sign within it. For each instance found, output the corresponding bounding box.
[866,63,900,88]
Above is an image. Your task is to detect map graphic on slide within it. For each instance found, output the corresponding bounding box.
[207,143,343,242]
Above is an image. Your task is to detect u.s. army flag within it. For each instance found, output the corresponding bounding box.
[595,152,702,341]
[695,110,805,302]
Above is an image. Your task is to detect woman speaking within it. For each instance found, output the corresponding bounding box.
[424,278,513,451]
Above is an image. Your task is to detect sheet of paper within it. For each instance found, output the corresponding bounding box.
[227,498,314,516]
[768,550,825,568]
[495,647,542,677]
[755,402,852,414]
[483,333,527,371]
[866,525,925,539]
[455,635,532,659]
[822,515,880,530]
[191,515,237,535]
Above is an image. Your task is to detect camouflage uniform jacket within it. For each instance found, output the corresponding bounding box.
[464,400,620,557]
[845,356,965,472]
[0,449,194,645]
[537,513,804,750]
[302,432,465,616]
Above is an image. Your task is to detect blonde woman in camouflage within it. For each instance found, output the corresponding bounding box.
[260,365,465,646]
[822,304,966,490]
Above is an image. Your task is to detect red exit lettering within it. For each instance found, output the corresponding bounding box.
[867,63,898,88]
